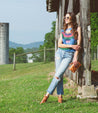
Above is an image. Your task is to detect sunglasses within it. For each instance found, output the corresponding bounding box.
[64,17,70,20]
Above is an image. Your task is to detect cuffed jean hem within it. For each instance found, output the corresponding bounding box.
[46,91,64,95]
[57,93,64,95]
[46,91,53,95]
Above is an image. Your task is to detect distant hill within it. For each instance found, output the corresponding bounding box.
[9,41,44,49]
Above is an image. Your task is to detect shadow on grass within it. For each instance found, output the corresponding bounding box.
[44,96,77,104]
[47,101,57,104]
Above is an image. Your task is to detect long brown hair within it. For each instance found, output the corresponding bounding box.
[63,12,78,40]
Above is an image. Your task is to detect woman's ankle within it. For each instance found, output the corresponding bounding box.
[58,95,62,98]
[45,92,49,97]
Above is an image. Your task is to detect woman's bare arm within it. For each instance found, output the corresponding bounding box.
[58,33,81,50]
[73,26,81,63]
[58,33,72,48]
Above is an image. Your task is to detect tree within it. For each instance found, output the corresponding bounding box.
[33,21,56,62]
[9,48,16,64]
[91,12,98,58]
[91,12,98,49]
[24,48,38,53]
[9,47,27,63]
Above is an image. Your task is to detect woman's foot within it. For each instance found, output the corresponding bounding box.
[58,95,63,103]
[40,95,49,104]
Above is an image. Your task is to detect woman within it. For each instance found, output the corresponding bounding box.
[40,12,81,104]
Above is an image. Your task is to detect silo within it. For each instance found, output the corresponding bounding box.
[0,23,9,65]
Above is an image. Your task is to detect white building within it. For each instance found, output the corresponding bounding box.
[27,54,33,63]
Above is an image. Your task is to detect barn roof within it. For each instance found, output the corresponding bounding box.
[46,0,98,13]
[46,0,59,12]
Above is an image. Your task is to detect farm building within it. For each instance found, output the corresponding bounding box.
[46,0,98,99]
[0,23,9,65]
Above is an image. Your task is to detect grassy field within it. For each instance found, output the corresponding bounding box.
[0,62,98,113]
[91,60,98,71]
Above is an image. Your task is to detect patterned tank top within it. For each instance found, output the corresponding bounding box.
[60,28,77,52]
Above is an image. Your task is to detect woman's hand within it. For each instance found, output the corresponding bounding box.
[72,57,78,67]
[71,45,81,51]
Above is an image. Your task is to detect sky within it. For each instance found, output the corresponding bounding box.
[0,0,56,44]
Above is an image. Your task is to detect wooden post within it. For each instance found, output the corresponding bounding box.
[13,52,16,71]
[76,13,80,26]
[58,0,62,33]
[67,0,74,12]
[65,0,74,80]
[44,47,46,62]
[61,0,66,28]
[80,0,91,86]
[55,12,59,52]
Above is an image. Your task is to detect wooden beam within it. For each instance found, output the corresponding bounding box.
[73,0,80,14]
[67,0,74,12]
[80,0,91,86]
[61,0,66,28]
[46,0,98,13]
[55,12,59,51]
[58,0,62,33]
[90,0,98,12]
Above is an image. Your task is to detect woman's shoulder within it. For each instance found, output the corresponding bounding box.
[77,26,81,32]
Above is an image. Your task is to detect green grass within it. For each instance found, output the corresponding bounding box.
[0,62,98,113]
[91,60,98,71]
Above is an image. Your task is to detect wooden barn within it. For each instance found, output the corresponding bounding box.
[46,0,98,99]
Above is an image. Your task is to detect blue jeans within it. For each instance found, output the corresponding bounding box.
[47,48,74,95]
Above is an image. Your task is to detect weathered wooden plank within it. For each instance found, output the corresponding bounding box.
[46,0,98,13]
[90,0,98,12]
[76,13,80,26]
[80,0,91,86]
[67,0,74,12]
[61,0,66,28]
[73,0,80,14]
[55,12,59,51]
[58,0,62,33]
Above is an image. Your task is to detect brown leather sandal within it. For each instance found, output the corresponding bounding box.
[40,95,49,104]
[58,96,63,103]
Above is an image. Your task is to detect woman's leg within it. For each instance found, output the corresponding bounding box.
[40,51,73,104]
[55,51,64,95]
[40,49,62,104]
[46,49,62,95]
[47,57,72,95]
[57,76,64,95]
[57,76,63,103]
